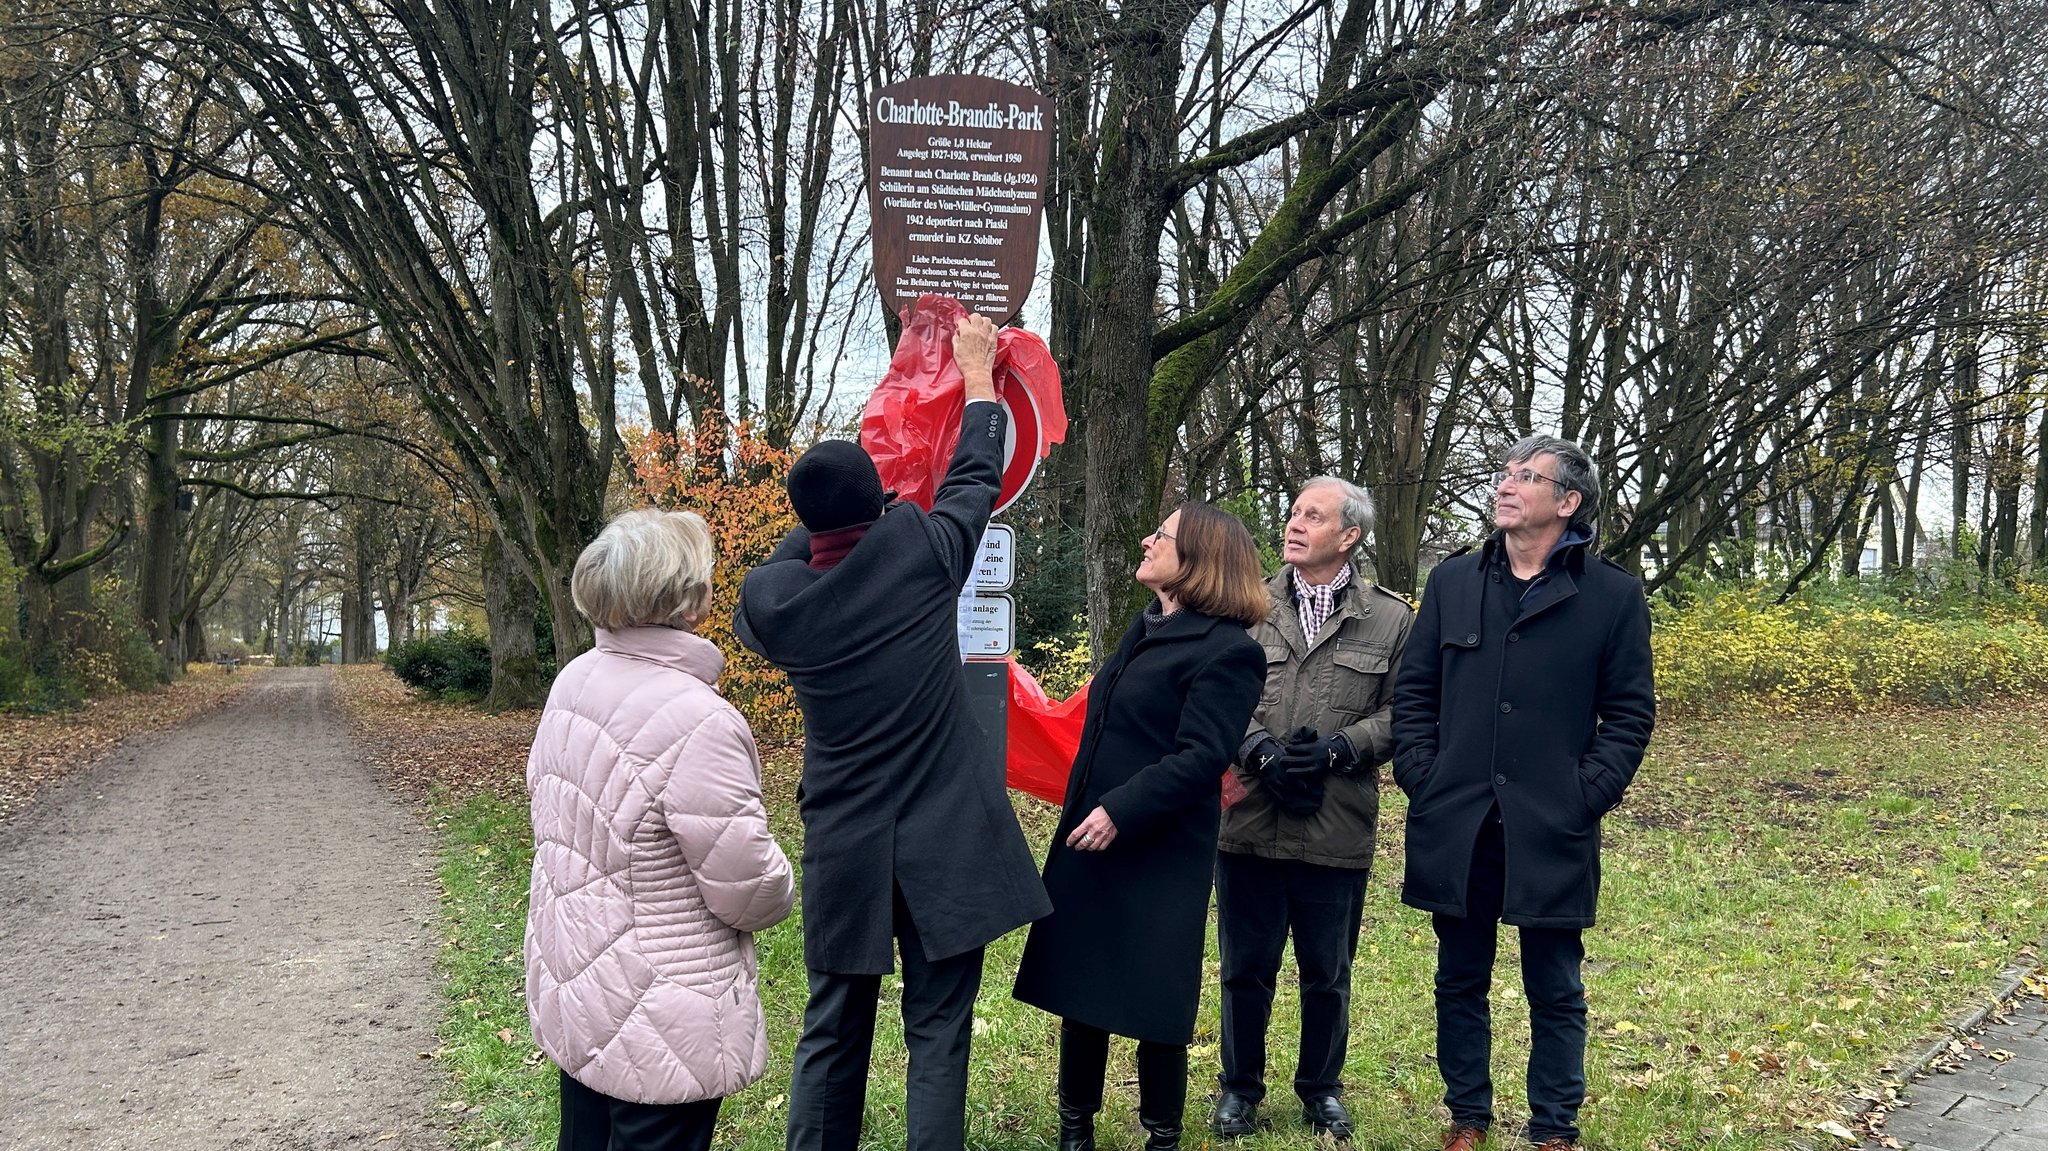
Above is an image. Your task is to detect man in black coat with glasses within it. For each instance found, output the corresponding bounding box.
[1392,434,1655,1151]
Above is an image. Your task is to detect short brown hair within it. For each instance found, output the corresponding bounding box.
[1161,502,1269,628]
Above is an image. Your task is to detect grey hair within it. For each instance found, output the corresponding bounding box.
[1505,435,1601,520]
[571,508,717,632]
[1301,475,1374,551]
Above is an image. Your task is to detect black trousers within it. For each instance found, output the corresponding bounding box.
[1215,850,1368,1104]
[1431,814,1587,1144]
[784,891,986,1151]
[557,1068,721,1151]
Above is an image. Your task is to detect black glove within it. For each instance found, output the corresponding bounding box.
[1248,734,1288,788]
[1272,726,1328,818]
[1312,732,1359,776]
[1279,727,1358,774]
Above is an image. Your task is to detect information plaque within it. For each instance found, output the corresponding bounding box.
[868,75,1053,325]
[971,525,1014,591]
[956,591,1016,659]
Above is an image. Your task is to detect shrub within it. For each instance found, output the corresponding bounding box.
[0,575,163,711]
[386,629,493,700]
[627,416,801,742]
[1019,616,1093,700]
[1652,579,2048,713]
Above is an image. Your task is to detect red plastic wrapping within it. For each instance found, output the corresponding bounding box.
[859,294,1079,800]
[861,294,1067,512]
[1004,657,1088,805]
[1003,658,1242,810]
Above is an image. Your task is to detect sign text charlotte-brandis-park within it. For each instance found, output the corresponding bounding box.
[867,75,1054,325]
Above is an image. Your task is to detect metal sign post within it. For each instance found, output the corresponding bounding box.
[958,524,1015,773]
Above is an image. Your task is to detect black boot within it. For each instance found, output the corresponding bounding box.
[1057,1020,1108,1151]
[1056,1101,1096,1151]
[1136,1040,1188,1150]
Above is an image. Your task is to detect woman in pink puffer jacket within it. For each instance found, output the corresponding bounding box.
[525,508,794,1151]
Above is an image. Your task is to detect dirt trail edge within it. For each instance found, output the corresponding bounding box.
[0,668,449,1150]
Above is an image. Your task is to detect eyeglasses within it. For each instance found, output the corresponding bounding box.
[1492,467,1566,493]
[1149,526,1176,543]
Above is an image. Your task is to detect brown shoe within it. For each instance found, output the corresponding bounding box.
[1531,1140,1578,1151]
[1442,1125,1487,1151]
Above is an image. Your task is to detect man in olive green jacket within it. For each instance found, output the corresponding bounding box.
[1212,476,1415,1142]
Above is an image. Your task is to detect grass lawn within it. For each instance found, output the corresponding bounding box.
[397,689,2048,1151]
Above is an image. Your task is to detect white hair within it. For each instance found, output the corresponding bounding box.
[571,509,717,631]
[1301,475,1374,551]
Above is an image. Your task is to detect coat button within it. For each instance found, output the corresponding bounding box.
[1507,631,1519,643]
[1494,774,1507,786]
[1465,632,1478,644]
[1499,701,1512,713]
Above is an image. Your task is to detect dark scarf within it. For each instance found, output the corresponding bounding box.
[1141,600,1182,635]
[808,523,871,570]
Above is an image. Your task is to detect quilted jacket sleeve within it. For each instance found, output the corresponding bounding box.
[660,707,795,934]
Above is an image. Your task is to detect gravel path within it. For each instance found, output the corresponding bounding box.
[0,668,449,1150]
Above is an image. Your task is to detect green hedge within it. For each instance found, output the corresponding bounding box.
[386,629,493,701]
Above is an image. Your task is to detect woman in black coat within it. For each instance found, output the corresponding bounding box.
[1012,502,1269,1151]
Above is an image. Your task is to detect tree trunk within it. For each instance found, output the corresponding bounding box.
[341,531,378,662]
[183,613,208,665]
[1952,337,1977,561]
[480,529,545,711]
[20,567,90,685]
[1903,393,1933,570]
[1071,5,1197,657]
[2029,396,2048,570]
[138,423,186,682]
[381,596,412,653]
[1879,484,1899,573]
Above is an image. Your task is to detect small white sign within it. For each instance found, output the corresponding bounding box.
[956,592,1015,659]
[972,524,1014,591]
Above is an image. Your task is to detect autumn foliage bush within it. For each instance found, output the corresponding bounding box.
[627,417,801,743]
[1652,577,2048,712]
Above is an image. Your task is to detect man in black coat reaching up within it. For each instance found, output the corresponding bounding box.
[735,312,1051,1151]
[1391,435,1655,1151]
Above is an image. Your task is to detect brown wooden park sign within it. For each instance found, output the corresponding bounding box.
[867,75,1054,324]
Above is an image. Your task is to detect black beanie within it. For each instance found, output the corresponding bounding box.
[787,440,885,533]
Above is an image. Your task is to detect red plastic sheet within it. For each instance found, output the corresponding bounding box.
[861,294,1067,511]
[1003,657,1244,810]
[1004,657,1087,805]
[858,294,1080,801]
